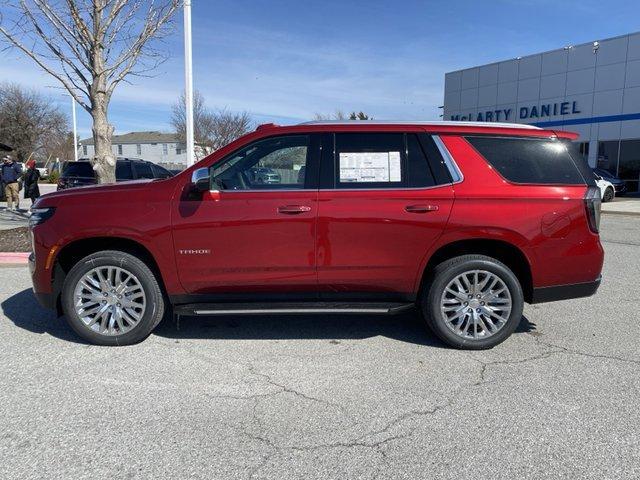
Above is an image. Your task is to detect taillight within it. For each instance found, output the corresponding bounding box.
[584,186,601,233]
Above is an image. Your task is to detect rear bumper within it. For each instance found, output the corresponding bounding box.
[530,275,602,304]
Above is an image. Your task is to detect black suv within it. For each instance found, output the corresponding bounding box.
[57,158,173,190]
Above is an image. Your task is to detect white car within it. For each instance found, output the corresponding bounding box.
[594,174,615,202]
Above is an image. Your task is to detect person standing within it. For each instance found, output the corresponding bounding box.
[1,155,22,211]
[23,159,41,205]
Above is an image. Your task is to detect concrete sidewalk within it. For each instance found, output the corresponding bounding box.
[0,183,57,230]
[601,197,640,216]
[0,207,30,230]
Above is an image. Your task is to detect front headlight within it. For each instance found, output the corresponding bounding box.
[28,207,56,228]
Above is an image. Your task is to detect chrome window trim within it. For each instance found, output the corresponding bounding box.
[432,135,464,184]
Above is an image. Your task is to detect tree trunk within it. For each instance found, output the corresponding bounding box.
[91,102,115,184]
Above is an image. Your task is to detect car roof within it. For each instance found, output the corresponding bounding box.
[300,120,541,130]
[251,120,578,140]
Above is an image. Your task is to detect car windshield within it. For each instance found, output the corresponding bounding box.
[62,162,94,177]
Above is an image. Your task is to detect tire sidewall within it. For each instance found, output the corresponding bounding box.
[424,257,524,350]
[604,188,614,202]
[62,252,164,346]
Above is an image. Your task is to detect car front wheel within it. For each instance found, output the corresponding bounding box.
[421,254,524,350]
[61,250,165,346]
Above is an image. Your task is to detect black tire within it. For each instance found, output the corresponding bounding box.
[420,254,524,350]
[61,250,165,346]
[603,187,614,202]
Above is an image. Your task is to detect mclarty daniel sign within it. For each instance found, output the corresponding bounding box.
[451,101,581,122]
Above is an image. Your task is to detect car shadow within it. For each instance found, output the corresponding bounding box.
[1,288,87,344]
[3,288,538,347]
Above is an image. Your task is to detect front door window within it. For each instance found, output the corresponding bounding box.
[211,135,310,190]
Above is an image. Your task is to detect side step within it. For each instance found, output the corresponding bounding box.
[173,302,415,316]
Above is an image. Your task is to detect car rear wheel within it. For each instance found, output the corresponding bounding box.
[61,250,165,346]
[603,187,614,202]
[421,255,524,350]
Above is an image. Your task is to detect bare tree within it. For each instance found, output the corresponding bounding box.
[313,110,371,121]
[48,130,75,162]
[349,111,371,120]
[313,110,347,121]
[0,1,179,183]
[0,82,68,162]
[171,90,252,158]
[171,90,212,157]
[207,109,252,152]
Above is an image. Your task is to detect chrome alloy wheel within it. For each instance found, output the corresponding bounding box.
[73,266,147,336]
[440,270,512,340]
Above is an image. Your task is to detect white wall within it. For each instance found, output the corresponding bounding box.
[444,31,640,158]
[81,142,187,165]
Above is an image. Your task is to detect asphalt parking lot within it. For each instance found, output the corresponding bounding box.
[1,215,639,480]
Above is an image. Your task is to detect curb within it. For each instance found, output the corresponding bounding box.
[0,252,30,266]
[601,210,640,217]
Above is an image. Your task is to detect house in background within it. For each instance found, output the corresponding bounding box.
[79,131,187,169]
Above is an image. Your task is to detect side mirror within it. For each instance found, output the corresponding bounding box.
[191,167,210,192]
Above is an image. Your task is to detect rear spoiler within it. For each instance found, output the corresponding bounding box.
[553,130,579,141]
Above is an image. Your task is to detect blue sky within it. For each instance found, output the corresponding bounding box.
[2,0,640,138]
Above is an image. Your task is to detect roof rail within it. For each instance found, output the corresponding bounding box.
[298,120,542,130]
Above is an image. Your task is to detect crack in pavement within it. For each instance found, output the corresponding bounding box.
[150,319,640,480]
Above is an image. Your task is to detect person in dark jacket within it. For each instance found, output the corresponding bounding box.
[23,159,41,205]
[1,154,22,210]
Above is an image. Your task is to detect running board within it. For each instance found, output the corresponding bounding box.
[173,302,414,316]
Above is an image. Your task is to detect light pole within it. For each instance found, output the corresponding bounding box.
[46,85,78,162]
[70,94,78,162]
[183,0,195,167]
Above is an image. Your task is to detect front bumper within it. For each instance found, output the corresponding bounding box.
[530,275,602,304]
[613,183,627,194]
[29,251,56,310]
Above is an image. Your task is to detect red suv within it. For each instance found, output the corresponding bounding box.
[29,121,603,349]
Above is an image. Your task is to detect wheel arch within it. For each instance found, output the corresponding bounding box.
[419,238,534,303]
[51,236,167,315]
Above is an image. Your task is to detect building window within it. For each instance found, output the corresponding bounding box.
[619,140,640,193]
[162,143,168,155]
[577,142,589,164]
[117,144,123,155]
[82,145,87,156]
[136,144,142,155]
[597,141,620,175]
[176,147,182,155]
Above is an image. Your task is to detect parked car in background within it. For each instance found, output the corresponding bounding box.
[593,168,626,196]
[594,172,615,202]
[249,166,281,184]
[57,158,173,190]
[36,163,49,179]
[30,121,603,349]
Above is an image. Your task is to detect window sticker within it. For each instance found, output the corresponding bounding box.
[339,151,401,183]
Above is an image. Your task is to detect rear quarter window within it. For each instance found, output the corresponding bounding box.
[62,162,94,177]
[465,136,585,185]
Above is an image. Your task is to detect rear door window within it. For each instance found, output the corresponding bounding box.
[151,164,173,179]
[134,161,154,179]
[62,162,94,178]
[466,136,585,185]
[115,162,134,180]
[334,133,406,188]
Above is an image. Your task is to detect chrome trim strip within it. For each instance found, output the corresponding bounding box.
[432,135,464,184]
[194,308,391,315]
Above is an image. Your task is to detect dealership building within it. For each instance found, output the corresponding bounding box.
[443,31,640,193]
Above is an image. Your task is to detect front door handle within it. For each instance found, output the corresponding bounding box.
[405,204,439,214]
[277,205,312,215]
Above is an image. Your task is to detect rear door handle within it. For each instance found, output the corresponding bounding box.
[405,204,439,213]
[277,205,312,215]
